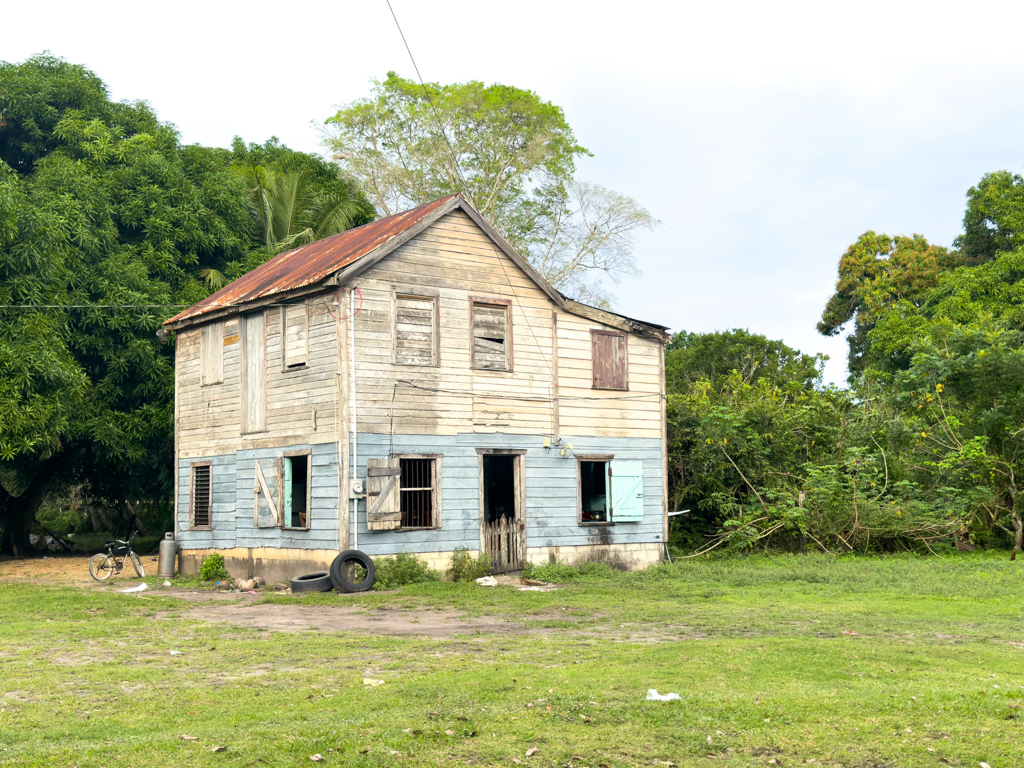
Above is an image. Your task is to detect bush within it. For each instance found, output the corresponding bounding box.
[373,553,441,590]
[198,553,229,582]
[523,559,621,583]
[446,548,491,582]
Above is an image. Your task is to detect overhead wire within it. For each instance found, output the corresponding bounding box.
[385,0,470,195]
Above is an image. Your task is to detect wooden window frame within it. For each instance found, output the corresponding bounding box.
[576,454,615,526]
[189,461,213,531]
[395,453,443,530]
[280,301,310,373]
[279,449,312,531]
[391,288,440,368]
[200,321,224,387]
[240,310,268,435]
[590,329,629,391]
[470,297,513,372]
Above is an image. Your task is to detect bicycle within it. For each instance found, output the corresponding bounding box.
[89,533,146,581]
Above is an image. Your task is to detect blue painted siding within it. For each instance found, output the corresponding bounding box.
[176,433,664,555]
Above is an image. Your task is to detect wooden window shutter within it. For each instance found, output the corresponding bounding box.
[609,459,644,522]
[191,465,212,528]
[241,312,267,433]
[283,303,308,369]
[473,303,509,370]
[395,296,435,366]
[366,457,401,530]
[200,321,223,385]
[592,331,628,390]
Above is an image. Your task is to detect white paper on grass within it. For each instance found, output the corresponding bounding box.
[119,583,148,593]
[646,689,681,701]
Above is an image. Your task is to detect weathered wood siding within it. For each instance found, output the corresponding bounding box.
[350,209,663,441]
[176,299,340,459]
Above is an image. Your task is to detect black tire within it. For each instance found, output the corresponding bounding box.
[89,554,116,581]
[329,550,376,592]
[290,571,334,593]
[130,553,145,578]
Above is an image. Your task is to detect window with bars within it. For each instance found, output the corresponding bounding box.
[399,457,437,528]
[191,463,212,529]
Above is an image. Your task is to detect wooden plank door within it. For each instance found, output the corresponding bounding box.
[241,311,266,433]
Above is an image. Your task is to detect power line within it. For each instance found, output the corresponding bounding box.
[385,0,470,195]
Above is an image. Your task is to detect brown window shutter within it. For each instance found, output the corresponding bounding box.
[366,457,401,530]
[201,321,223,385]
[592,331,628,390]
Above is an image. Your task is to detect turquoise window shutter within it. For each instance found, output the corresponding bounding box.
[283,457,293,525]
[610,460,644,522]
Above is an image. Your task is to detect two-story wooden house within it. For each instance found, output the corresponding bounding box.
[163,194,671,583]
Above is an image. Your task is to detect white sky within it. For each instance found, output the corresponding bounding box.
[7,0,1024,384]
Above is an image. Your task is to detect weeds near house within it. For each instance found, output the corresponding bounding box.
[197,552,228,582]
[372,552,440,590]
[446,547,491,582]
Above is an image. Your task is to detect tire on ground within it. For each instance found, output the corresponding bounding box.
[290,571,334,593]
[329,550,376,592]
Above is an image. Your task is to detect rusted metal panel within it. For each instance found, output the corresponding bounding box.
[165,195,459,327]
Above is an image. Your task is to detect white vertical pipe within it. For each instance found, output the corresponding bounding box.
[349,287,358,551]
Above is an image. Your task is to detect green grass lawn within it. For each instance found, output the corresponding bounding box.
[1,553,1022,767]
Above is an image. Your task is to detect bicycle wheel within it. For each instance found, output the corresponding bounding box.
[89,554,116,581]
[130,553,145,578]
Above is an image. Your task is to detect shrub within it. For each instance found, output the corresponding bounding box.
[373,553,441,590]
[446,548,491,582]
[198,553,229,582]
[523,559,621,583]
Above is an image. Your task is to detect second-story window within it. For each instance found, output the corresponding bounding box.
[394,294,438,366]
[200,321,223,386]
[471,300,512,371]
[282,302,308,370]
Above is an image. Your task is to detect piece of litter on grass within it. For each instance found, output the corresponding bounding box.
[706,736,713,744]
[476,575,498,586]
[526,747,538,757]
[646,689,681,702]
[362,678,385,686]
[181,734,199,741]
[980,763,992,768]
[309,755,324,763]
[163,580,172,586]
[170,650,183,656]
[211,746,227,752]
[119,583,148,593]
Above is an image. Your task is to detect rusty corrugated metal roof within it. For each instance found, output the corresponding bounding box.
[165,194,460,326]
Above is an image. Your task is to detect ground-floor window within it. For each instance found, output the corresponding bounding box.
[579,459,610,523]
[281,453,310,530]
[400,456,438,528]
[190,462,212,529]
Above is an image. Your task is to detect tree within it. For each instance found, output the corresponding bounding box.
[323,73,658,305]
[818,231,961,375]
[666,328,824,393]
[0,55,252,553]
[955,171,1024,263]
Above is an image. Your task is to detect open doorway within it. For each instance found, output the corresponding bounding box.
[480,451,524,573]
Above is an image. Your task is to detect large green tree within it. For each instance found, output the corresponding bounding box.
[323,72,658,306]
[0,55,255,553]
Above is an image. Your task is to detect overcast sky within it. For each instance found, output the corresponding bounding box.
[7,0,1024,384]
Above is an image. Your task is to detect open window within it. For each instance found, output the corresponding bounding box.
[281,452,310,529]
[200,321,223,386]
[190,462,212,529]
[399,456,439,528]
[281,302,308,370]
[591,330,628,390]
[394,293,439,366]
[577,457,644,525]
[471,299,512,371]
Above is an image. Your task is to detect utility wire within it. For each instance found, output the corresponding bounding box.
[385,0,470,195]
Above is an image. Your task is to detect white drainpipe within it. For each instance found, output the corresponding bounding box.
[349,287,358,552]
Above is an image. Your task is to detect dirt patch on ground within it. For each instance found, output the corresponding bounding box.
[0,554,111,585]
[177,600,536,637]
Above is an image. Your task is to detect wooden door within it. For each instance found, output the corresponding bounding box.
[481,453,524,574]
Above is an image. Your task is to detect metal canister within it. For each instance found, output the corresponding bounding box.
[158,532,177,578]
